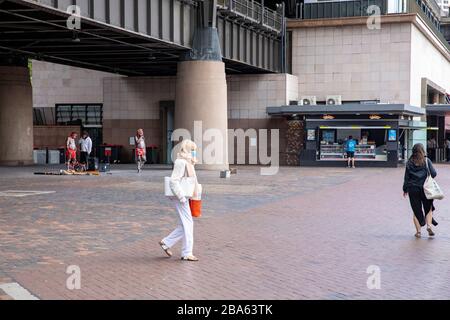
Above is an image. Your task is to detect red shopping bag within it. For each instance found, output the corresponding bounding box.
[189,199,202,218]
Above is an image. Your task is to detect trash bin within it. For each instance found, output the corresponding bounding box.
[48,150,61,164]
[33,149,47,164]
[58,148,66,164]
[112,145,122,163]
[149,145,159,164]
[99,144,122,163]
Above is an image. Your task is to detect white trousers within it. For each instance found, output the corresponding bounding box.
[163,199,194,257]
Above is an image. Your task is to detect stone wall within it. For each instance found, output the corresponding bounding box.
[31,60,120,108]
[291,22,412,104]
[34,125,81,149]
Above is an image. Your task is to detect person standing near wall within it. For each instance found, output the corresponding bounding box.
[79,131,92,168]
[159,139,201,262]
[403,143,438,238]
[66,132,78,170]
[135,129,146,173]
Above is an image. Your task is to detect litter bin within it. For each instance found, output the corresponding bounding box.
[58,148,66,164]
[33,149,47,164]
[48,150,61,164]
[99,144,122,163]
[148,145,159,164]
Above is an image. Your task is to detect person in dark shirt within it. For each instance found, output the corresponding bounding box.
[403,143,438,238]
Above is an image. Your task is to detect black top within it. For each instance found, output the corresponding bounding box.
[403,158,437,193]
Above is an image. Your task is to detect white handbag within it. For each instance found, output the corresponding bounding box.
[424,159,444,200]
[164,176,196,198]
[192,183,202,201]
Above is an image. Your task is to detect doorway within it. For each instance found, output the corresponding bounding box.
[160,101,175,165]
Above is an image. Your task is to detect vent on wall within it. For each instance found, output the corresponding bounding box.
[299,96,317,106]
[326,95,342,106]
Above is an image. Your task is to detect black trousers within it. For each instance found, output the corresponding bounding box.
[408,186,437,227]
[80,152,89,165]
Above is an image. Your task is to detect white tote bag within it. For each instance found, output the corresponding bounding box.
[164,176,196,198]
[424,159,444,200]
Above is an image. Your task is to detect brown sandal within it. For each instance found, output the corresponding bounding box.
[414,232,421,238]
[427,227,435,237]
[159,241,173,257]
[181,255,199,262]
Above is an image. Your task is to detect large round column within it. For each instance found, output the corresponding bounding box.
[175,60,229,171]
[0,65,33,166]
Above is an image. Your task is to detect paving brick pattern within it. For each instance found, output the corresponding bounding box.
[1,164,450,299]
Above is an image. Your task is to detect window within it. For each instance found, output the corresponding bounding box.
[56,104,103,127]
[318,127,390,162]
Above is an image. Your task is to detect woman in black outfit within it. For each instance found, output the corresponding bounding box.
[403,143,438,238]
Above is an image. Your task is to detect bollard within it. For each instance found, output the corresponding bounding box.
[220,170,231,179]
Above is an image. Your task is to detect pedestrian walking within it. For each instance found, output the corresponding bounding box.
[345,135,357,168]
[135,129,146,173]
[79,131,92,168]
[403,143,438,238]
[159,139,201,262]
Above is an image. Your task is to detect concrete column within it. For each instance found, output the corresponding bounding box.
[175,60,229,171]
[0,66,33,166]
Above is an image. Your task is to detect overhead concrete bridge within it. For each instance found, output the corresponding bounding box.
[0,0,286,168]
[0,0,284,75]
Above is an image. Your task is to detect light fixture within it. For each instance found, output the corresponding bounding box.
[323,114,335,120]
[369,114,382,120]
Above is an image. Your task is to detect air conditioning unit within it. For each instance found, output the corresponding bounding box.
[300,96,317,106]
[326,95,342,105]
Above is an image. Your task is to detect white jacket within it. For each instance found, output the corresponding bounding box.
[79,137,92,154]
[169,159,192,201]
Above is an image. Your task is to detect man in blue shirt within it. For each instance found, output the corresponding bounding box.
[345,135,357,168]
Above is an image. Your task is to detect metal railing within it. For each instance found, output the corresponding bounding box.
[217,0,283,33]
[408,0,450,50]
[409,0,441,30]
[299,0,389,19]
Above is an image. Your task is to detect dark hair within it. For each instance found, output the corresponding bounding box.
[410,143,426,166]
[82,131,89,137]
[349,136,353,140]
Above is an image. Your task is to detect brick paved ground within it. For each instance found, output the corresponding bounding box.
[1,164,450,300]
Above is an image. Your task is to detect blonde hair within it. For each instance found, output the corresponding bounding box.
[177,139,197,163]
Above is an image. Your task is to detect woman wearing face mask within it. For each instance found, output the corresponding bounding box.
[159,139,200,262]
